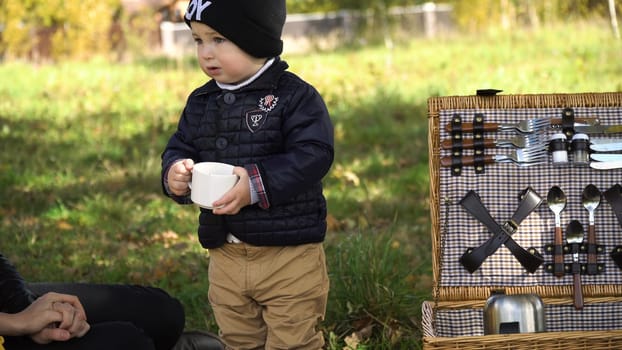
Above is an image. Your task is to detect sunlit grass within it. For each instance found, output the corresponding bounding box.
[0,20,620,348]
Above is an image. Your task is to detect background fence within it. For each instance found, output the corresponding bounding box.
[160,3,454,57]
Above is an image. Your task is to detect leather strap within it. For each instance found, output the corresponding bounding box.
[512,188,544,223]
[459,189,544,273]
[473,114,485,174]
[476,89,503,96]
[562,107,575,138]
[604,184,622,225]
[451,114,463,176]
[611,246,622,270]
[604,184,622,270]
[503,238,544,273]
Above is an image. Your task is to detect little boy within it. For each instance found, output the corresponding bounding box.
[161,0,334,349]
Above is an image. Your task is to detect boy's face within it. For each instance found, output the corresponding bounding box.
[190,22,266,84]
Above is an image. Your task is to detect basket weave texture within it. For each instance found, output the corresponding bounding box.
[424,92,622,349]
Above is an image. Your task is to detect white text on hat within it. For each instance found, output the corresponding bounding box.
[185,0,213,22]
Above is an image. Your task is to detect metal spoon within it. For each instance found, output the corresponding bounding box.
[582,184,601,275]
[547,186,566,277]
[566,220,584,310]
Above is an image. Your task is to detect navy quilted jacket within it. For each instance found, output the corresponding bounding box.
[0,253,36,313]
[161,58,334,248]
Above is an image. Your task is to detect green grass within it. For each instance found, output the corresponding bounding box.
[0,20,620,348]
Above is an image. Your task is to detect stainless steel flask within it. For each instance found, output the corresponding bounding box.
[483,293,546,334]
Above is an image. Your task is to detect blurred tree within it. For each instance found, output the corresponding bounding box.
[1,0,619,61]
[444,0,620,31]
[287,0,427,13]
[0,0,121,61]
[286,0,430,50]
[287,0,335,13]
[0,0,33,58]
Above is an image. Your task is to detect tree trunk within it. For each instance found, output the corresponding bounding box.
[609,0,620,39]
[500,0,511,30]
[526,0,540,30]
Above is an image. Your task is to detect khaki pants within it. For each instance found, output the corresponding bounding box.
[208,242,329,350]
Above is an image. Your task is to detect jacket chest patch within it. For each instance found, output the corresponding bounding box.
[259,94,278,112]
[245,110,267,133]
[245,94,279,133]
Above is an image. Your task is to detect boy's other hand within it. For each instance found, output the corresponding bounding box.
[168,159,194,196]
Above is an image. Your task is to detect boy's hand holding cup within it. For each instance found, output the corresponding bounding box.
[189,162,239,209]
[167,159,195,196]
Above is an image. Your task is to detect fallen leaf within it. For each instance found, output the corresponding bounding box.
[57,220,73,230]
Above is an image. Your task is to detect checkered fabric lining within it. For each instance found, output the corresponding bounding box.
[433,107,622,336]
[438,107,622,287]
[434,301,622,337]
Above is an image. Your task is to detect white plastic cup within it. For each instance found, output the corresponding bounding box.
[189,162,239,209]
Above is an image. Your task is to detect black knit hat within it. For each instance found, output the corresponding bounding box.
[184,0,286,58]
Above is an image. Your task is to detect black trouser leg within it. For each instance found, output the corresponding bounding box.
[24,282,185,350]
[5,321,157,350]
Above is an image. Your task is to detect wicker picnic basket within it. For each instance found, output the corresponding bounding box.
[423,92,622,349]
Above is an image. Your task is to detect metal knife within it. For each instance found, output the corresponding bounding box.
[575,125,622,134]
[591,137,622,144]
[590,154,622,162]
[590,161,622,170]
[446,119,599,133]
[590,139,622,152]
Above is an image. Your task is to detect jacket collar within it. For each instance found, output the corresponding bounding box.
[194,57,288,96]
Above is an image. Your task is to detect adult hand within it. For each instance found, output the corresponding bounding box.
[212,166,251,215]
[167,159,194,196]
[47,300,89,338]
[16,292,90,344]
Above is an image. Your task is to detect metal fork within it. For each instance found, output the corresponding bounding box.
[495,134,546,148]
[440,133,546,150]
[443,116,601,134]
[494,147,548,166]
[497,117,551,133]
[440,147,548,167]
